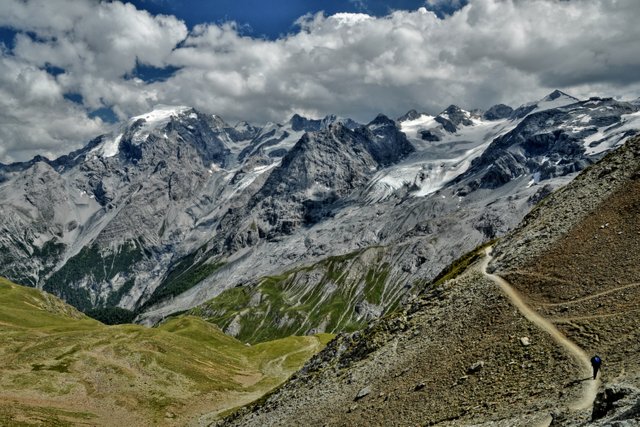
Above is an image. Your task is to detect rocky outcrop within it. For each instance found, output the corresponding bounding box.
[435,105,474,133]
[457,98,638,190]
[216,135,640,427]
[483,103,514,121]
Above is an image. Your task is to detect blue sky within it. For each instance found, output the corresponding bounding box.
[0,0,639,162]
[129,1,465,38]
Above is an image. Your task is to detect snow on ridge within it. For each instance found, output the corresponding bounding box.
[399,114,436,140]
[369,116,516,203]
[229,161,281,197]
[536,95,579,112]
[129,105,191,144]
[517,93,580,118]
[88,133,123,158]
[101,133,123,158]
[130,105,191,128]
[583,110,640,155]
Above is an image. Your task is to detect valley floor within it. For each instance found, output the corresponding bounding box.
[0,278,331,426]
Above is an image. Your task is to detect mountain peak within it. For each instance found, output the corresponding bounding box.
[289,113,323,132]
[442,104,464,114]
[397,109,422,122]
[435,105,473,131]
[542,90,577,102]
[130,105,192,125]
[483,104,514,121]
[368,113,394,126]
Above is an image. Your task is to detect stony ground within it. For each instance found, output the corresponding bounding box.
[219,263,591,426]
[497,161,640,425]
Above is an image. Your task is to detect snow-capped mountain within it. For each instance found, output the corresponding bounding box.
[0,91,638,337]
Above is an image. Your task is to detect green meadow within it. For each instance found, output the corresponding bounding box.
[0,277,332,426]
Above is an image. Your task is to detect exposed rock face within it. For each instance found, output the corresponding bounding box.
[457,97,638,190]
[396,109,423,122]
[435,105,474,132]
[290,113,359,132]
[215,119,414,252]
[483,104,514,121]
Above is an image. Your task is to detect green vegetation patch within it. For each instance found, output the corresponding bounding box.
[85,307,137,325]
[0,277,329,425]
[0,401,96,427]
[430,239,497,288]
[192,247,402,344]
[106,277,136,307]
[143,256,226,309]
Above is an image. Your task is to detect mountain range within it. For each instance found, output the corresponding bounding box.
[1,90,639,344]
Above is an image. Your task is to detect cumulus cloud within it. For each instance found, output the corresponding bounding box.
[0,0,187,161]
[0,54,106,162]
[1,0,640,162]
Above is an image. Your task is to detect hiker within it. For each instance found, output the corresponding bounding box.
[591,355,602,380]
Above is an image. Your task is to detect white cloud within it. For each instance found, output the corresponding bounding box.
[426,0,466,9]
[1,0,640,162]
[0,55,106,162]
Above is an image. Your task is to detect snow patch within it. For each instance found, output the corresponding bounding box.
[367,116,516,203]
[583,111,640,155]
[228,161,281,198]
[90,133,123,158]
[130,105,190,144]
[399,114,436,142]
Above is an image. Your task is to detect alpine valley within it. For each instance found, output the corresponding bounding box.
[2,90,640,425]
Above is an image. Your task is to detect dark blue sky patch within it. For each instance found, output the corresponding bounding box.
[43,64,65,77]
[64,93,84,104]
[127,63,182,83]
[0,27,18,50]
[424,0,469,18]
[88,107,118,123]
[129,0,434,39]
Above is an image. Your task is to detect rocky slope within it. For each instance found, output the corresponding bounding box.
[1,92,639,342]
[216,136,640,426]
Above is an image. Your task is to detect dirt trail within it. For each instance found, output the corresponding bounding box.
[541,282,640,307]
[549,308,640,323]
[481,247,599,412]
[262,336,323,378]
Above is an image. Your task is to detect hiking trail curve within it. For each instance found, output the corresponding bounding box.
[481,247,599,412]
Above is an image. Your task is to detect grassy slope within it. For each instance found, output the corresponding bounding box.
[190,247,406,343]
[0,277,331,426]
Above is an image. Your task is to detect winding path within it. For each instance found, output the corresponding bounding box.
[480,247,599,411]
